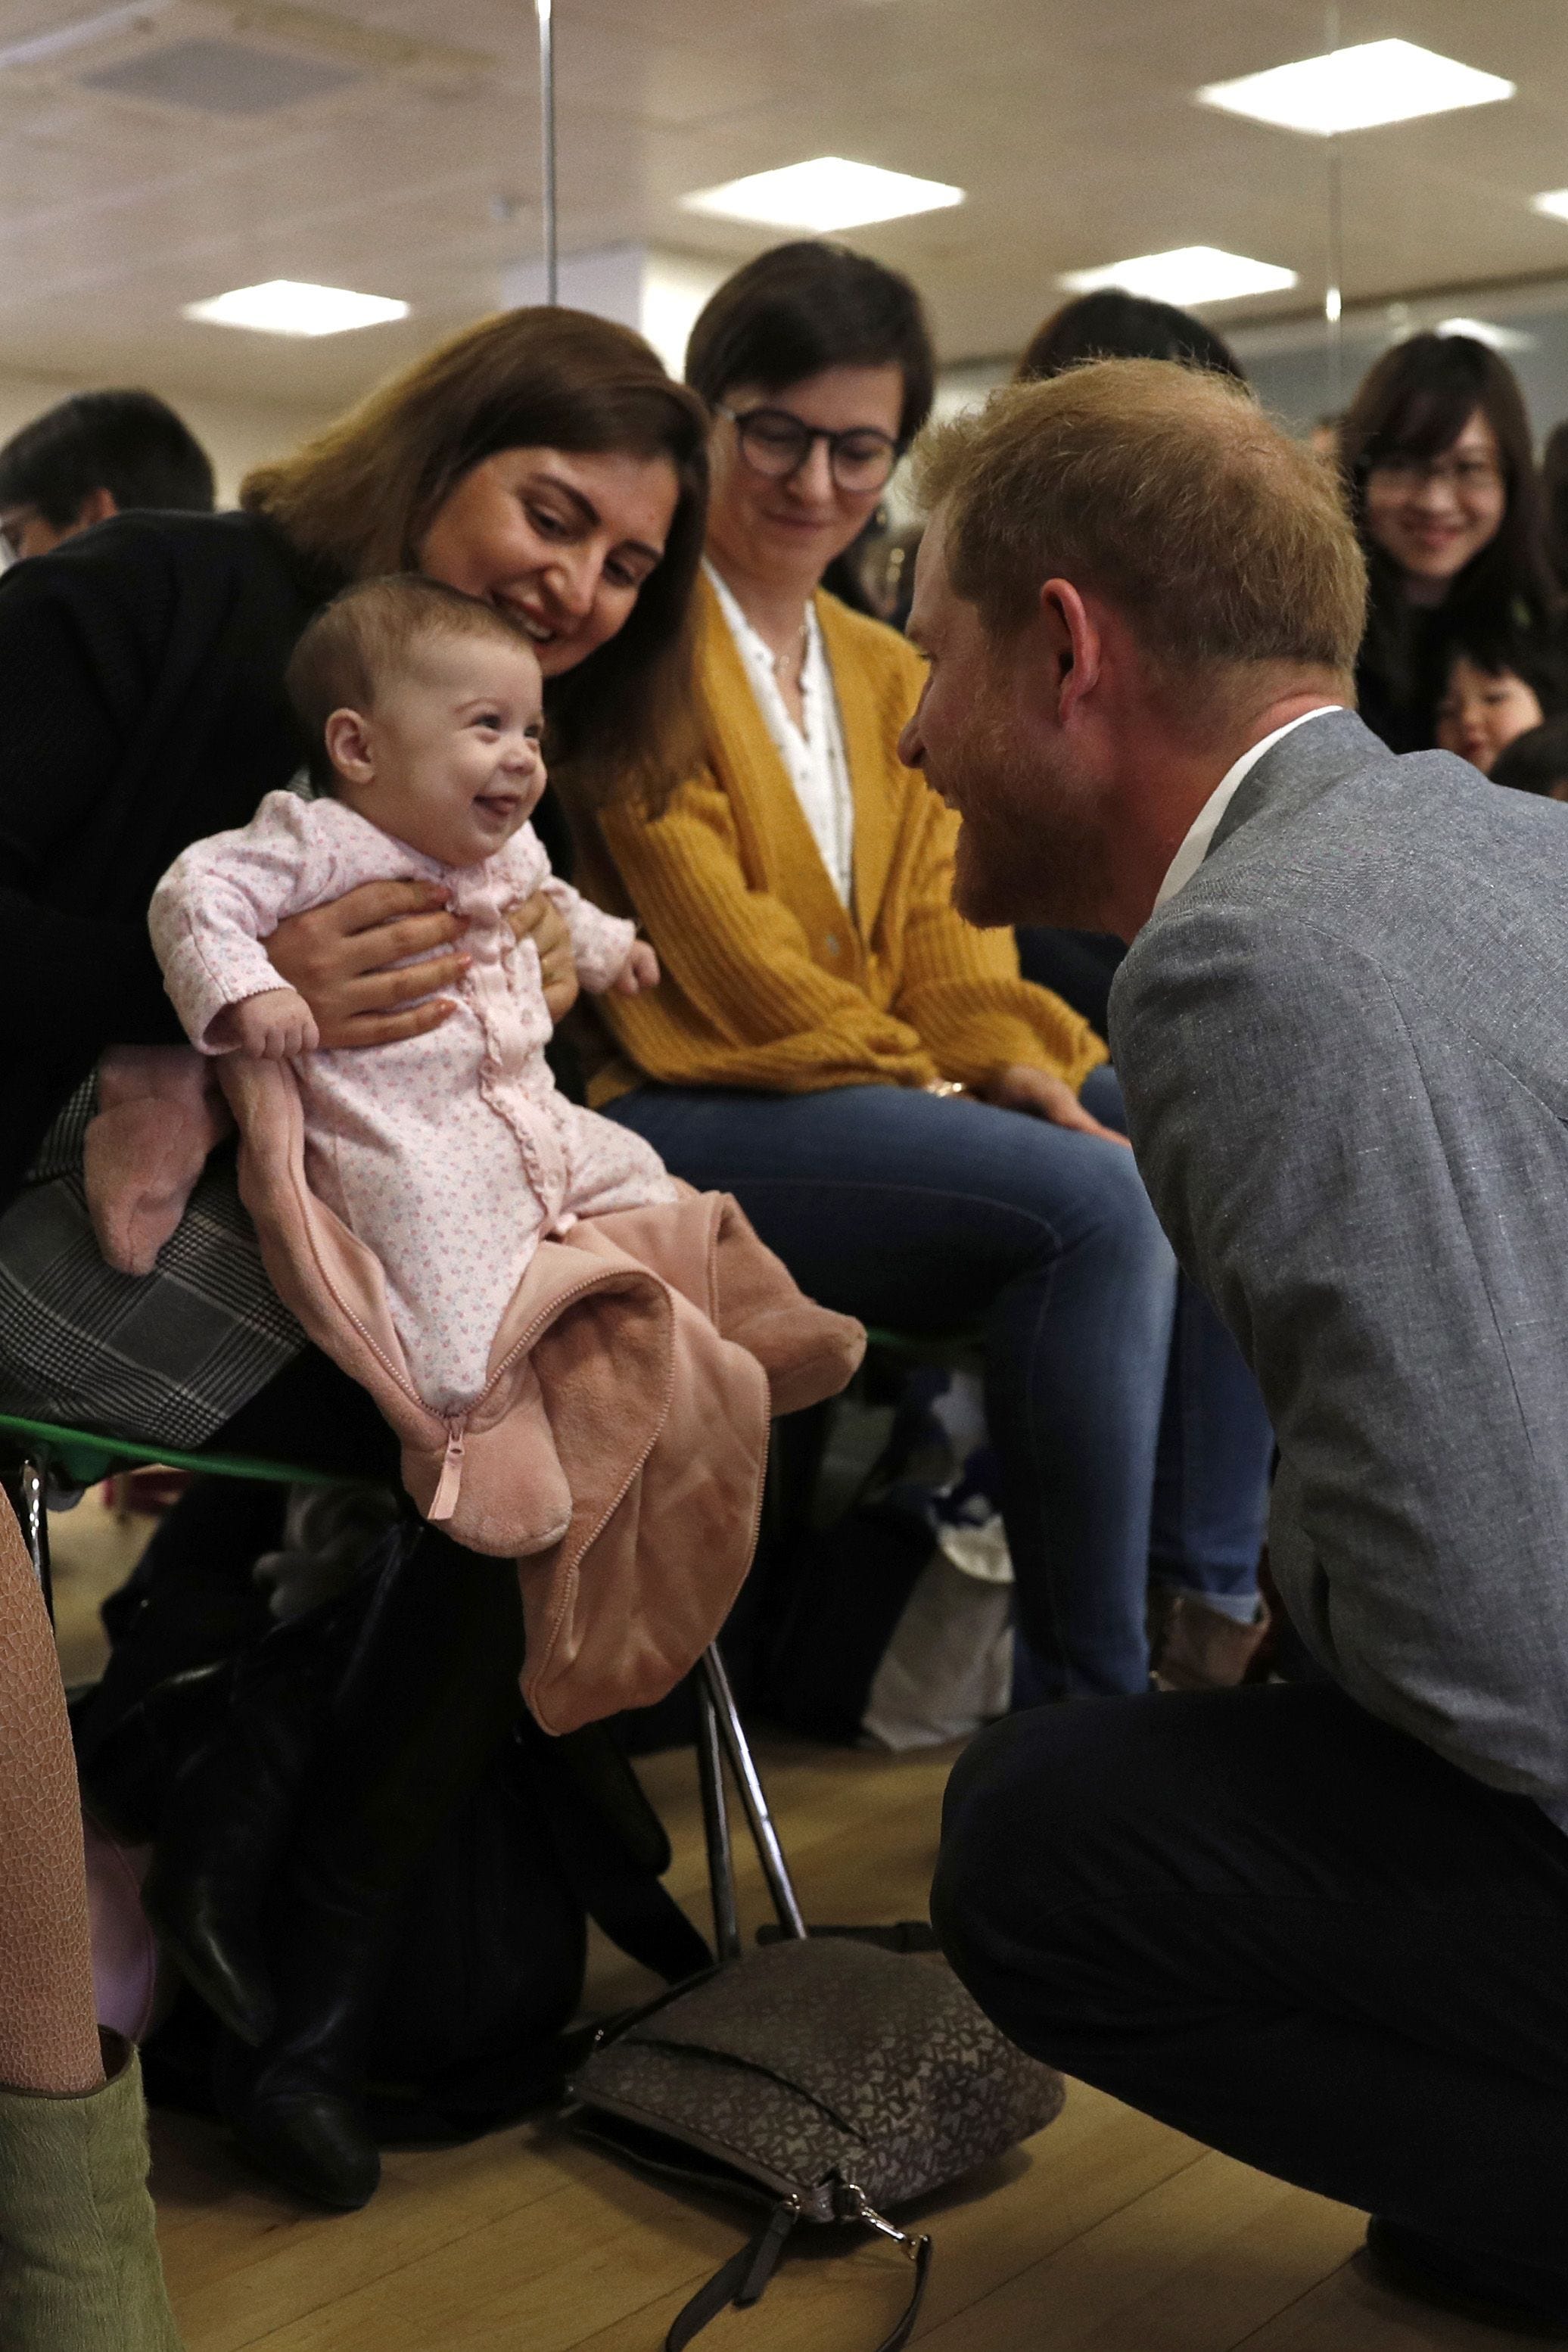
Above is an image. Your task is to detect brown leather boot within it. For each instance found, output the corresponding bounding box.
[1151,1592,1271,1692]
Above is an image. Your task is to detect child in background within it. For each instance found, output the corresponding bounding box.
[143,574,678,1416]
[1433,628,1568,776]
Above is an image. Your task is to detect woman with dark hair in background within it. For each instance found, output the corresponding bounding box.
[0,306,708,2214]
[1010,292,1246,1037]
[578,240,1276,1725]
[1340,331,1557,752]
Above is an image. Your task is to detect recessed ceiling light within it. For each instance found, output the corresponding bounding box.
[1198,39,1514,137]
[1436,316,1536,353]
[1060,246,1298,307]
[681,156,963,232]
[1532,188,1568,223]
[182,280,410,337]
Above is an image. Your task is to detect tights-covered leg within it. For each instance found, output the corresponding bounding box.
[0,1498,100,2097]
[0,1497,183,2348]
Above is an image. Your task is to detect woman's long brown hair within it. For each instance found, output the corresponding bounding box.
[242,307,708,810]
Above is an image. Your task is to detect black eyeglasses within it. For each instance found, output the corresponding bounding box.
[716,404,902,493]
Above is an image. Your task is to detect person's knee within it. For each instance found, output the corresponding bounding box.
[933,1708,1098,1982]
[935,1698,1190,1978]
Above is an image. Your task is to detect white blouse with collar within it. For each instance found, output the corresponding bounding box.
[706,561,856,907]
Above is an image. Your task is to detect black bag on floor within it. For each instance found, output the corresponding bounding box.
[362,1710,711,2136]
[86,1565,710,2137]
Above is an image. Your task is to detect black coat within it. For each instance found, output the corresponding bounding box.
[0,509,339,1209]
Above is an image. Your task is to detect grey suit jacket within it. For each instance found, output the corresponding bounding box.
[1112,708,1568,1813]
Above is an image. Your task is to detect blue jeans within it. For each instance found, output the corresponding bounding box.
[606,1067,1274,1699]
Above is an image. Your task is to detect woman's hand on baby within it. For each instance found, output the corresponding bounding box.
[611,941,661,997]
[983,1063,1132,1146]
[226,988,320,1060]
[267,879,470,1047]
[507,893,580,1022]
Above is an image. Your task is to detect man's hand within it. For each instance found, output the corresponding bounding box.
[222,987,320,1061]
[983,1062,1132,1146]
[508,892,580,1023]
[610,940,661,997]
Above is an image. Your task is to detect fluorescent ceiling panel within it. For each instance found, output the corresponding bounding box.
[183,280,409,337]
[1532,189,1568,223]
[1197,39,1514,137]
[1436,316,1535,353]
[682,157,963,232]
[1059,246,1297,306]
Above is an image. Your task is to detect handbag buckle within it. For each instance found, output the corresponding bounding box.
[835,2179,923,2261]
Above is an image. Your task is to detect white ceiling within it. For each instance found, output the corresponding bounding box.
[1,0,1567,406]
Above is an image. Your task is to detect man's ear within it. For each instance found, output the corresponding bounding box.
[1039,578,1101,723]
[324,708,375,785]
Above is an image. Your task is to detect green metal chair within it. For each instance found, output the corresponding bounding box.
[0,1408,809,1953]
[0,1411,347,1619]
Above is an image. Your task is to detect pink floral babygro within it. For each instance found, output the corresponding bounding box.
[150,790,677,1414]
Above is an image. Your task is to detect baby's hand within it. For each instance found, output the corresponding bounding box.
[611,940,661,997]
[227,987,320,1060]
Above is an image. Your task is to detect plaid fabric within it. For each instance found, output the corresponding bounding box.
[0,1079,303,1449]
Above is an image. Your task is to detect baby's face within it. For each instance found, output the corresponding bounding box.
[328,632,546,866]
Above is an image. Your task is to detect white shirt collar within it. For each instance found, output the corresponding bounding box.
[1153,708,1341,913]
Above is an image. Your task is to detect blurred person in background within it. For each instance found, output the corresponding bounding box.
[1433,627,1568,776]
[1017,289,1246,388]
[1540,415,1568,591]
[1490,716,1568,801]
[1009,291,1246,1040]
[0,388,215,562]
[1309,413,1344,465]
[580,243,1277,1710]
[1340,333,1557,753]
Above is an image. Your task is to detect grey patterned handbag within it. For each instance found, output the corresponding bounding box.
[564,1658,1064,2350]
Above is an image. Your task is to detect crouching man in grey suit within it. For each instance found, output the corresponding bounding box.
[907,359,1568,2332]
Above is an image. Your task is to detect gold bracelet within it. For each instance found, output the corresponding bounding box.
[925,1078,966,1098]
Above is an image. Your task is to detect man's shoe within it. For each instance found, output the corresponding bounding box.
[1150,1592,1270,1692]
[1363,2217,1568,2337]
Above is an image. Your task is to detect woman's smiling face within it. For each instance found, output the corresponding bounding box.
[415,447,680,677]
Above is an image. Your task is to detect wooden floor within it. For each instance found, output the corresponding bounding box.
[49,1498,1523,2352]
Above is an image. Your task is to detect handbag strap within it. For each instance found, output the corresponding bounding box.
[664,2201,932,2352]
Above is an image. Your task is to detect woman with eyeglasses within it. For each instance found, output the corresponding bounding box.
[1339,332,1559,752]
[577,240,1277,1712]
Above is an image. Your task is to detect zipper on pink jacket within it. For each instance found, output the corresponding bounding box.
[429,1421,466,1520]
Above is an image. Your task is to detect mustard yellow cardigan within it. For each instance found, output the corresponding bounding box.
[579,577,1107,1106]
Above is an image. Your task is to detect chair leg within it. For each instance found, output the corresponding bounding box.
[695,1680,742,1962]
[0,1448,51,1622]
[698,1646,806,1942]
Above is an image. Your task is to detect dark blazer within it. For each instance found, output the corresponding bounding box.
[0,509,337,1208]
[1112,709,1568,1815]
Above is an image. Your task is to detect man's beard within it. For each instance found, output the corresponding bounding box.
[945,708,1112,931]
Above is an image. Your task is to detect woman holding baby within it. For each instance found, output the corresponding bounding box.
[0,308,710,2278]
